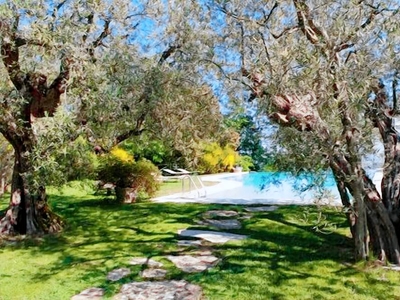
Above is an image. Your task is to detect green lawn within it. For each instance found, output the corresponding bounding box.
[155,177,218,197]
[1,184,400,299]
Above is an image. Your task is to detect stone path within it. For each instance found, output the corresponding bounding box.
[129,257,164,268]
[244,205,279,212]
[199,219,242,230]
[72,207,278,300]
[178,229,247,244]
[71,287,105,300]
[167,254,219,273]
[107,268,131,282]
[140,268,168,279]
[203,210,239,218]
[113,280,203,300]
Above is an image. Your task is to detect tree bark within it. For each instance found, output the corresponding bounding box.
[0,132,63,235]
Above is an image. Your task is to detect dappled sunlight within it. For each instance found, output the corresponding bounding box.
[1,188,400,299]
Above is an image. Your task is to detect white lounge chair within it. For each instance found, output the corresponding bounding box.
[161,168,187,176]
[175,168,193,174]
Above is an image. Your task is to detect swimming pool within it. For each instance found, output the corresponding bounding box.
[153,171,342,206]
[204,171,341,206]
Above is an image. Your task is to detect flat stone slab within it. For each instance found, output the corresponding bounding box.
[167,255,219,273]
[203,210,239,218]
[107,268,131,282]
[190,249,214,256]
[129,257,163,268]
[140,268,168,279]
[178,229,247,244]
[202,219,242,230]
[113,280,202,300]
[71,287,104,300]
[384,265,400,271]
[244,206,279,212]
[177,240,203,247]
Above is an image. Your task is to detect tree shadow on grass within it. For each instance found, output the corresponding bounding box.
[3,194,400,299]
[199,205,400,299]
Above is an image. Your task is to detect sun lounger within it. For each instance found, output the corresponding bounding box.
[161,168,187,176]
[175,168,193,174]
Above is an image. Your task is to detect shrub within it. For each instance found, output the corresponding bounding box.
[197,142,239,173]
[130,159,161,198]
[97,151,160,201]
[236,155,254,171]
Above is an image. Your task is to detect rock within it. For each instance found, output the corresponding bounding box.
[244,206,279,212]
[140,268,168,279]
[113,280,202,300]
[383,265,400,271]
[203,210,239,218]
[177,240,203,247]
[238,213,253,220]
[189,249,214,256]
[178,229,247,244]
[129,257,163,268]
[167,255,219,273]
[71,287,104,300]
[203,219,242,230]
[107,268,131,281]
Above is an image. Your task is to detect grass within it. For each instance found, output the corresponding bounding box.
[155,177,218,197]
[1,183,400,299]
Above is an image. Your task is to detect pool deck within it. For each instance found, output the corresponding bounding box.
[152,169,385,206]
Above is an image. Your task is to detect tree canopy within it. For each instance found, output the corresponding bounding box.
[0,0,224,234]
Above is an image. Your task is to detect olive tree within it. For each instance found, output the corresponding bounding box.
[202,0,400,263]
[0,0,222,235]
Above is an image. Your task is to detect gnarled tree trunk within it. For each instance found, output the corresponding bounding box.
[0,131,63,235]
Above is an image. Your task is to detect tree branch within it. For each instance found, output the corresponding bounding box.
[0,16,24,90]
[158,44,181,65]
[88,18,111,61]
[263,2,279,24]
[293,0,327,44]
[82,13,94,43]
[115,128,145,145]
[337,5,381,50]
[270,26,298,39]
[393,72,398,115]
[50,0,69,31]
[217,2,277,27]
[29,55,72,118]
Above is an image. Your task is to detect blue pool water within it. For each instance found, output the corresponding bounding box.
[206,171,341,205]
[225,171,337,190]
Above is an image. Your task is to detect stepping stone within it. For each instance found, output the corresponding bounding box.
[140,268,168,279]
[113,280,202,300]
[244,206,279,212]
[129,257,163,268]
[238,213,253,220]
[71,287,104,300]
[203,210,239,218]
[107,268,131,282]
[178,229,247,244]
[384,265,400,271]
[203,219,242,230]
[190,249,214,256]
[167,255,219,273]
[177,240,203,247]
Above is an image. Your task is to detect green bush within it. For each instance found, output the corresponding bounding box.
[97,154,160,198]
[130,159,161,198]
[97,155,135,188]
[236,155,254,171]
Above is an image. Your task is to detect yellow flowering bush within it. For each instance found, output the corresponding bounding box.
[198,142,239,173]
[110,147,134,163]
